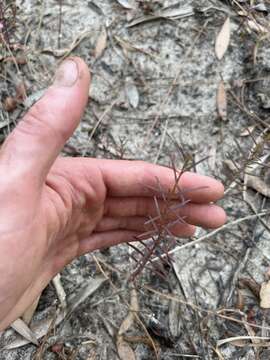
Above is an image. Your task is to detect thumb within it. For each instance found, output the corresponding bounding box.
[1,57,90,180]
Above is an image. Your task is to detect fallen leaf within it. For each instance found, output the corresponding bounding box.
[252,3,269,14]
[115,0,136,10]
[11,319,39,346]
[247,19,268,34]
[4,276,106,349]
[117,338,136,360]
[94,27,107,60]
[215,17,231,60]
[125,77,139,109]
[118,289,139,335]
[246,175,270,198]
[16,81,27,101]
[3,96,17,112]
[217,80,227,121]
[240,125,256,137]
[260,280,270,308]
[239,278,260,299]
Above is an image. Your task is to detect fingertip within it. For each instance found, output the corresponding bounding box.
[53,56,91,91]
[173,223,196,238]
[212,179,225,200]
[208,206,227,229]
[70,56,91,87]
[181,172,225,203]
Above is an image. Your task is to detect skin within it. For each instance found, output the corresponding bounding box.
[0,58,226,331]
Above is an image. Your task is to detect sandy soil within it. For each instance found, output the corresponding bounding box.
[0,0,270,359]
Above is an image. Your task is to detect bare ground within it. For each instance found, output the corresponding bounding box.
[0,0,270,359]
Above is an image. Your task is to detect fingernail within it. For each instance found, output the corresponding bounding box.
[53,59,79,87]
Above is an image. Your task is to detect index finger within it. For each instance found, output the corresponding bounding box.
[95,159,224,203]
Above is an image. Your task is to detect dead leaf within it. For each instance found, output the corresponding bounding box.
[260,280,270,308]
[116,289,139,359]
[215,17,231,60]
[15,81,27,101]
[11,319,39,346]
[117,338,136,360]
[4,276,106,349]
[239,278,260,299]
[125,77,139,109]
[3,96,17,112]
[118,289,139,335]
[246,175,270,198]
[217,80,227,121]
[240,125,256,137]
[116,0,136,10]
[247,19,268,35]
[94,27,107,60]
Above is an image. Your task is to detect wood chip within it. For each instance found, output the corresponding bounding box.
[217,80,227,121]
[260,280,270,308]
[215,17,231,60]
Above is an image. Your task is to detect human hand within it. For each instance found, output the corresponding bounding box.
[0,58,226,331]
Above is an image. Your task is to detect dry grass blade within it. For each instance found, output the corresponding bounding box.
[217,336,270,347]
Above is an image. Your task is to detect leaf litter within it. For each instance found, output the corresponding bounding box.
[1,1,270,359]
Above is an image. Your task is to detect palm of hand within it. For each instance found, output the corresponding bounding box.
[0,158,104,330]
